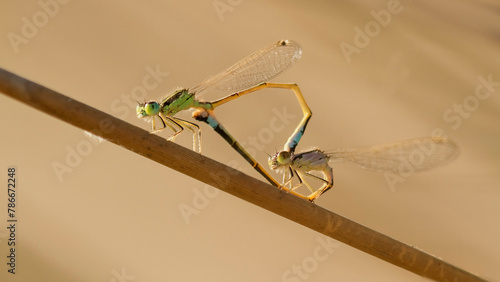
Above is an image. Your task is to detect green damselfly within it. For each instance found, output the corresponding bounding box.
[268,137,458,202]
[137,40,311,188]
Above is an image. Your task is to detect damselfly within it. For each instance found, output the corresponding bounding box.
[268,137,459,202]
[137,40,311,187]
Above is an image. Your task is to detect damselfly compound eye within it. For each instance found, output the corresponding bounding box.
[144,102,160,116]
[276,151,291,165]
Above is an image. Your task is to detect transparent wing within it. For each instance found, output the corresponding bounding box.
[190,40,302,95]
[327,137,459,173]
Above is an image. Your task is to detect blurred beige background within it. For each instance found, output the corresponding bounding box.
[1,1,499,281]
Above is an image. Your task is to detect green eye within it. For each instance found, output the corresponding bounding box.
[276,151,290,165]
[144,102,160,115]
[268,151,291,170]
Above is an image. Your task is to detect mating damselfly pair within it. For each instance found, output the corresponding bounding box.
[137,40,458,202]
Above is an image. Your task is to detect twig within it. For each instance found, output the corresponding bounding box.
[0,67,485,282]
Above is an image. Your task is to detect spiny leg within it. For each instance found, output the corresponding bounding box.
[155,113,190,143]
[173,117,202,153]
[291,170,316,193]
[282,167,293,190]
[210,83,312,154]
[150,113,202,153]
[307,183,333,203]
[306,167,334,202]
[151,114,178,135]
[280,167,296,190]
